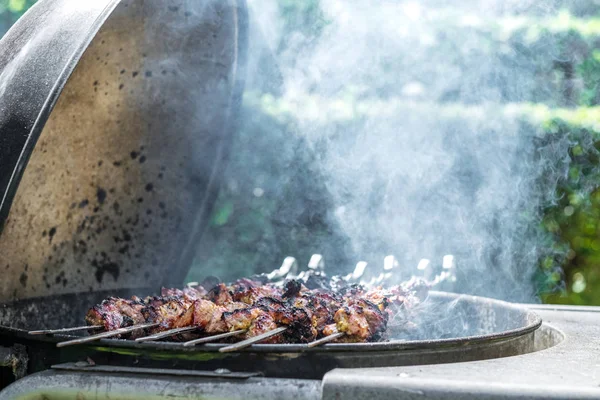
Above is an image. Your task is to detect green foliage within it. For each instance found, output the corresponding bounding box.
[0,0,36,36]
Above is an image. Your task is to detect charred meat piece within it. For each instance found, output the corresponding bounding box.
[208,279,279,306]
[334,298,389,342]
[255,296,317,342]
[231,281,282,304]
[282,279,304,298]
[223,306,265,331]
[322,323,338,337]
[85,297,146,331]
[273,306,317,342]
[254,296,287,311]
[142,297,193,331]
[207,283,234,306]
[222,297,317,343]
[291,291,341,337]
[245,314,282,344]
[361,289,391,311]
[191,299,228,333]
[161,286,206,301]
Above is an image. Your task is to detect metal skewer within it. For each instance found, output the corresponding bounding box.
[56,322,159,348]
[267,257,298,281]
[307,332,346,348]
[219,327,287,353]
[343,261,367,283]
[296,254,325,281]
[308,254,325,271]
[416,258,432,281]
[29,325,103,335]
[135,326,199,342]
[183,329,247,347]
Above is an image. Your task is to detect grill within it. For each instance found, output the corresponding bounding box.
[0,0,594,399]
[0,257,542,380]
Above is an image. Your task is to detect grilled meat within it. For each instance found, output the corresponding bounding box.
[321,298,388,342]
[85,295,194,335]
[290,291,341,337]
[84,275,428,344]
[191,299,228,333]
[161,286,206,301]
[85,297,146,331]
[223,306,265,331]
[141,297,195,333]
[255,296,317,342]
[207,283,234,306]
[231,278,282,304]
[246,314,282,344]
[219,296,317,343]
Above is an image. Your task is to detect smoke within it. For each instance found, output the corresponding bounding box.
[227,0,575,302]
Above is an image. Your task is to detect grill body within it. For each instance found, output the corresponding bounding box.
[0,290,541,380]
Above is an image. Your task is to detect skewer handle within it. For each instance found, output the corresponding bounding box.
[219,327,287,353]
[56,322,159,348]
[267,257,298,281]
[308,254,325,271]
[29,325,103,335]
[183,329,247,347]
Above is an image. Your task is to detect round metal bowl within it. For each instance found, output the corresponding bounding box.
[0,290,542,379]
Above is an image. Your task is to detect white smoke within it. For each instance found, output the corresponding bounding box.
[238,0,570,302]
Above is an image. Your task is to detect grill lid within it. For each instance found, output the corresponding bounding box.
[0,0,248,301]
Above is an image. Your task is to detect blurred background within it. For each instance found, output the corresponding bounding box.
[3,0,600,305]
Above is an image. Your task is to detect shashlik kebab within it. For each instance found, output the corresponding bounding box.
[85,277,427,344]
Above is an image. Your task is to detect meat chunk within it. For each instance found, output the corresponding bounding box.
[334,298,388,341]
[191,299,227,333]
[85,297,145,331]
[230,278,282,304]
[222,307,265,331]
[142,298,191,331]
[207,283,234,306]
[245,314,282,344]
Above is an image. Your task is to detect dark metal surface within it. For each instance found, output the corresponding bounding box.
[0,0,248,302]
[0,344,28,381]
[0,290,541,379]
[51,362,262,379]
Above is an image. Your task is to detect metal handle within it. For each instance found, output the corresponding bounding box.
[51,362,262,379]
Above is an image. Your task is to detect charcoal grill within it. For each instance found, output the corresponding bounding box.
[0,282,542,380]
[0,0,590,399]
